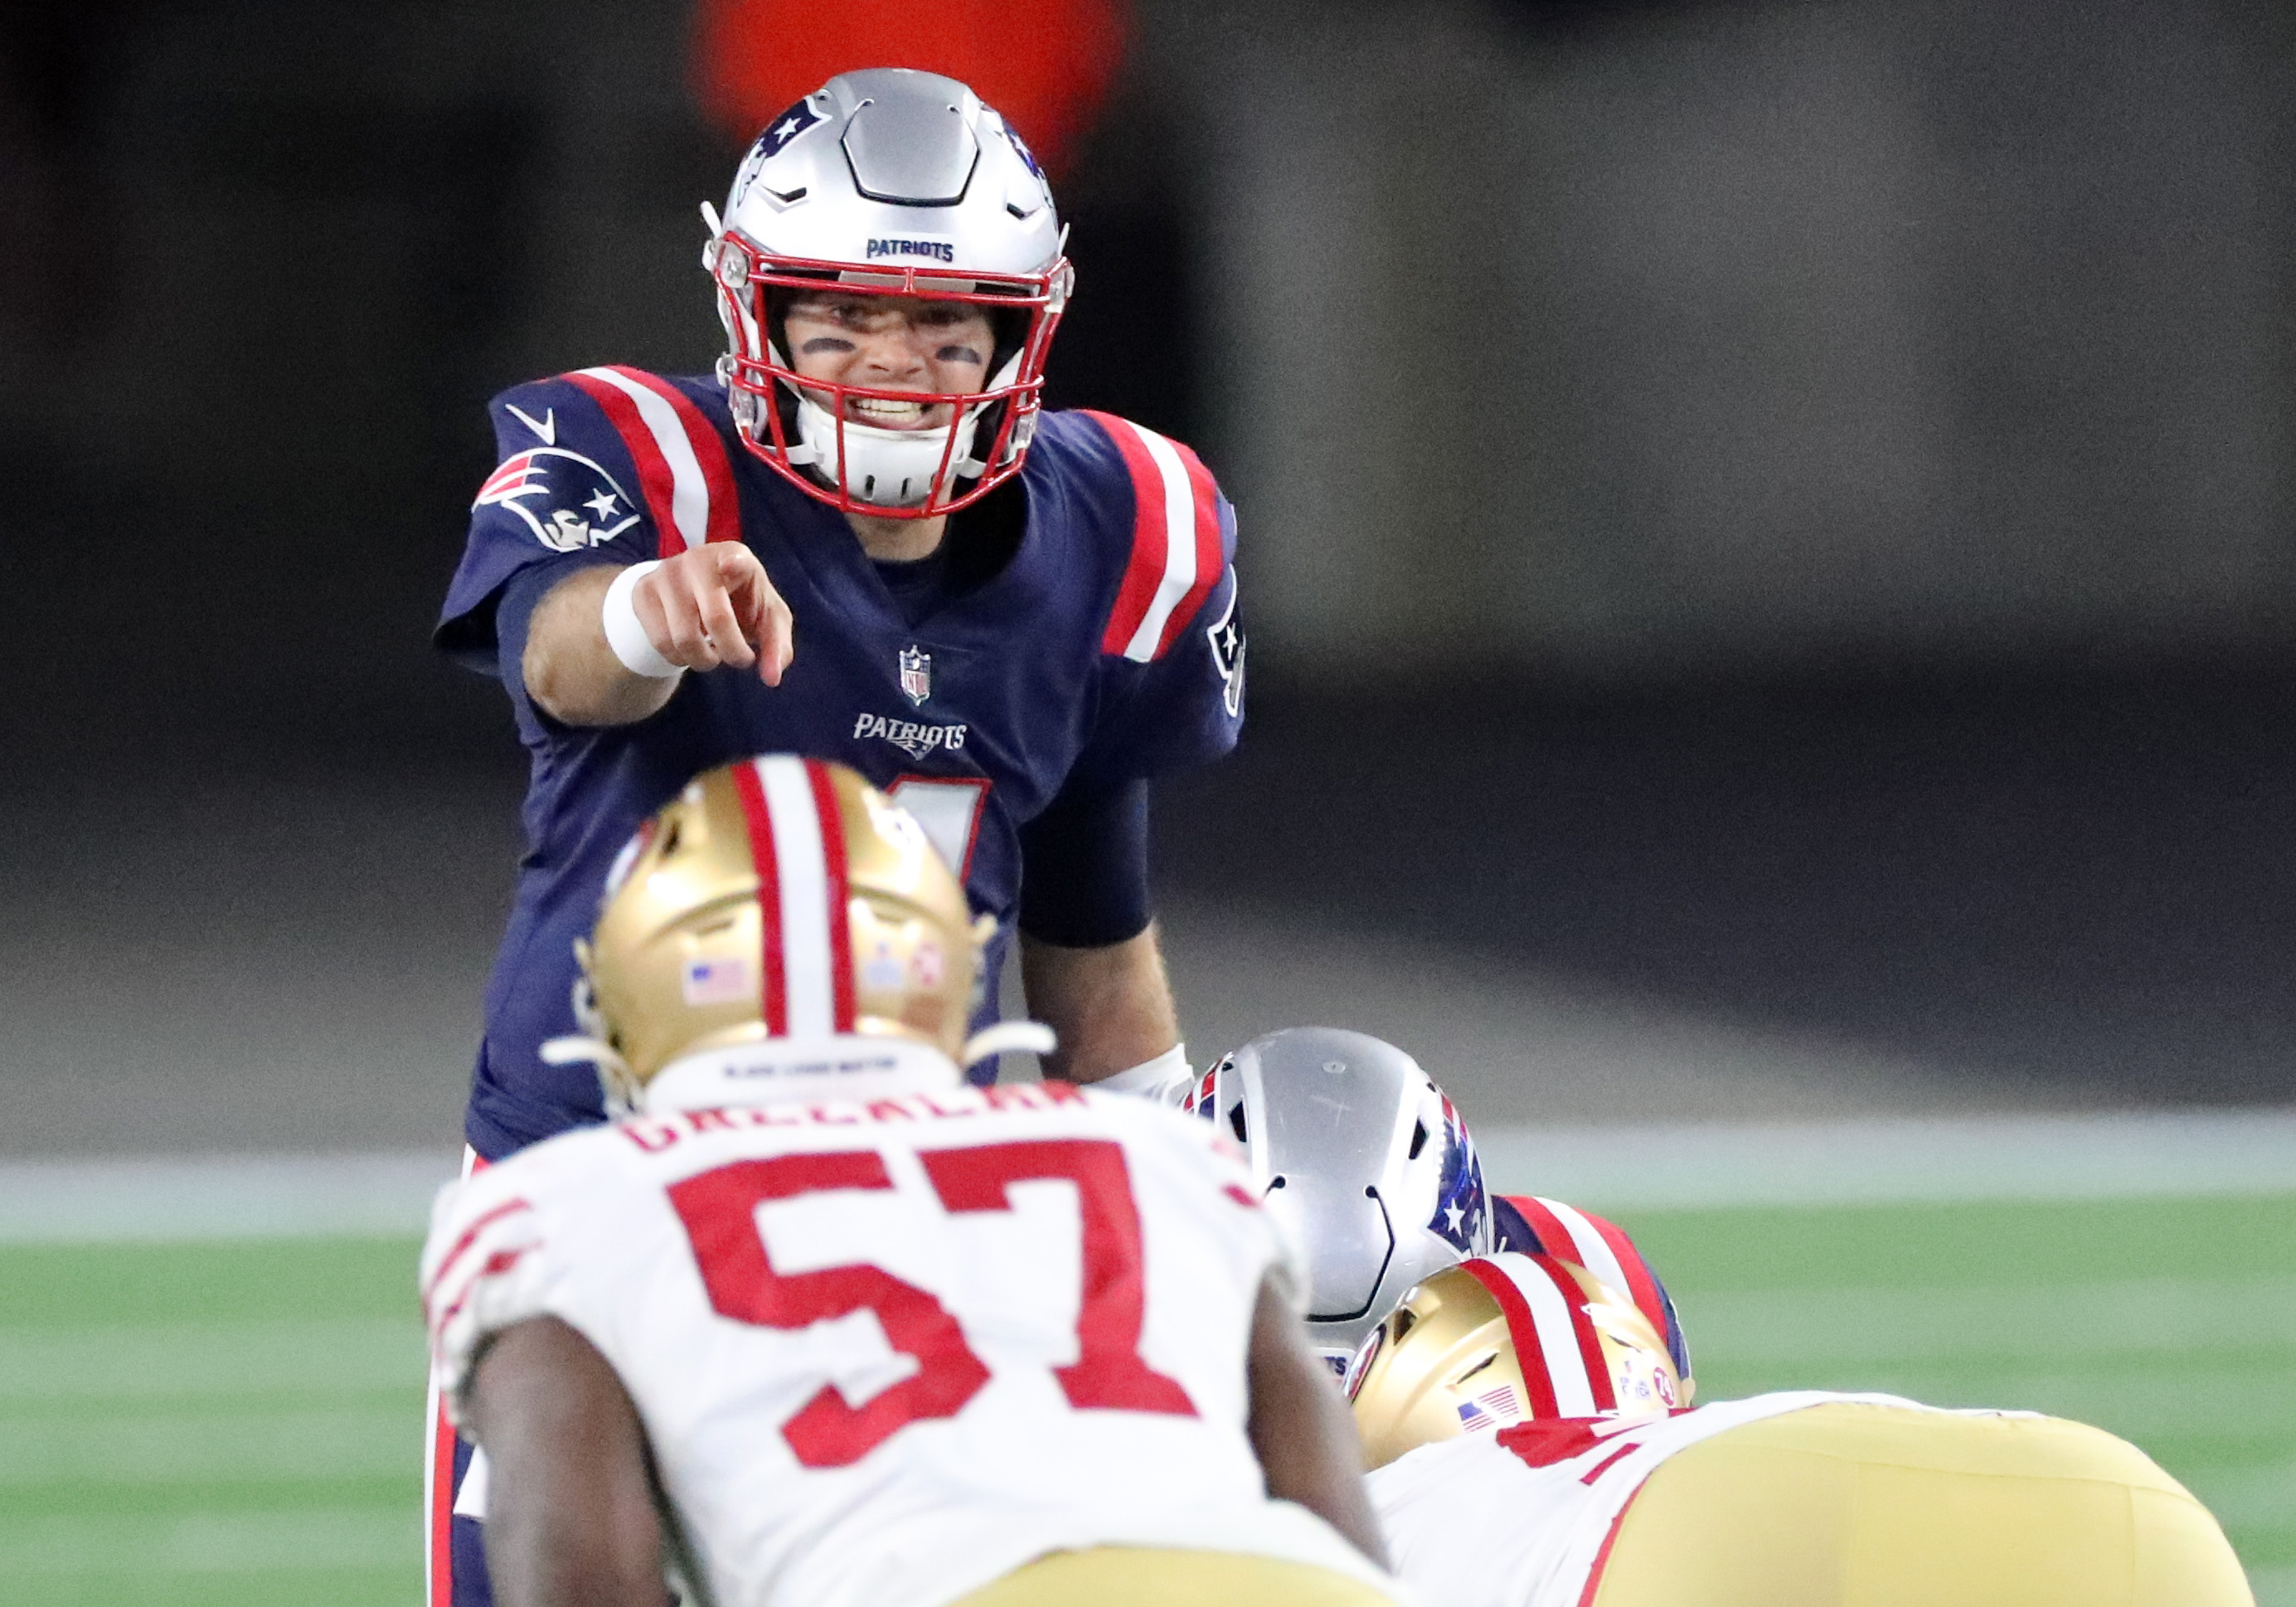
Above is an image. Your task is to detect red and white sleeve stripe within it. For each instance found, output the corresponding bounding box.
[726,756,857,1040]
[1084,411,1226,663]
[1461,1254,1619,1418]
[565,366,742,557]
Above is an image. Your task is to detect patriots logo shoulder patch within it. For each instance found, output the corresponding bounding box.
[1206,587,1245,718]
[474,448,642,553]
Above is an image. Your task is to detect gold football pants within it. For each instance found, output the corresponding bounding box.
[1593,1401,2251,1607]
[952,1546,1399,1607]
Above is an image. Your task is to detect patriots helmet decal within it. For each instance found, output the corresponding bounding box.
[1184,1058,1225,1122]
[1427,1094,1488,1256]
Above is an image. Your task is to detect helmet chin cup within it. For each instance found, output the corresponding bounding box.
[788,391,985,510]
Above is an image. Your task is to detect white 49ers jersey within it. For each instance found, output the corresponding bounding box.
[421,1078,1392,1607]
[1369,1391,1938,1607]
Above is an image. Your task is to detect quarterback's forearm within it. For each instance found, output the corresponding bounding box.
[522,568,682,727]
[1245,1278,1390,1568]
[1020,924,1181,1084]
[466,1317,665,1607]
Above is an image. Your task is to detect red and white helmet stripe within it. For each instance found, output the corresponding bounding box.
[566,365,741,555]
[1511,1195,1672,1352]
[1459,1253,1618,1420]
[725,756,857,1037]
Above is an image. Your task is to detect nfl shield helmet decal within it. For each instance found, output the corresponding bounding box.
[898,646,932,706]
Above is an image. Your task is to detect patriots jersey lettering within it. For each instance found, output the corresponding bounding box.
[437,368,1244,1159]
[852,711,968,759]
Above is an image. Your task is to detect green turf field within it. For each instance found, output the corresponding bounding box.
[0,1237,429,1607]
[2,1194,2288,1606]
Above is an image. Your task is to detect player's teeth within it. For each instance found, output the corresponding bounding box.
[855,399,924,417]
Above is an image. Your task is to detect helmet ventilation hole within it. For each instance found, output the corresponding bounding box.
[1229,1104,1248,1144]
[1392,1308,1417,1341]
[1407,1121,1428,1160]
[660,819,682,857]
[1454,1353,1496,1385]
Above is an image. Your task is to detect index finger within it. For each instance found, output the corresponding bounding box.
[754,596,794,688]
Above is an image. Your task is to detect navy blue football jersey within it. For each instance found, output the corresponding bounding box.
[436,365,1245,1158]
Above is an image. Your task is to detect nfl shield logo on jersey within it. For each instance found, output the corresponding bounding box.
[898,646,932,706]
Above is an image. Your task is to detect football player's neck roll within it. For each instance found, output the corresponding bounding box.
[704,69,1072,529]
[540,755,1048,1114]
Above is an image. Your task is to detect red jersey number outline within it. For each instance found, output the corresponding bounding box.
[886,775,990,883]
[667,1137,1197,1469]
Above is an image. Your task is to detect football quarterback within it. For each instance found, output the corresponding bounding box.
[1348,1255,2253,1607]
[1183,1028,1690,1381]
[432,74,1246,1600]
[421,758,1397,1607]
[437,66,1243,1157]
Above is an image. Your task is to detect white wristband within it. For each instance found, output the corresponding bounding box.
[1095,1043,1193,1105]
[600,561,684,679]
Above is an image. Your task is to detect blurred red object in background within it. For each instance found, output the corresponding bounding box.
[689,0,1129,180]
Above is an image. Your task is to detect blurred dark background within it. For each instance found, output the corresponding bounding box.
[5,0,2295,1154]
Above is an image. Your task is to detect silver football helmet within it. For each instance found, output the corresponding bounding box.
[1186,1028,1495,1369]
[703,69,1071,517]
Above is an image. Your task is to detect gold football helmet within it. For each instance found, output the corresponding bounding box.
[1345,1253,1686,1469]
[558,755,998,1108]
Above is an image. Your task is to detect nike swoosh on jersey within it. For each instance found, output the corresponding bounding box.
[507,403,556,444]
